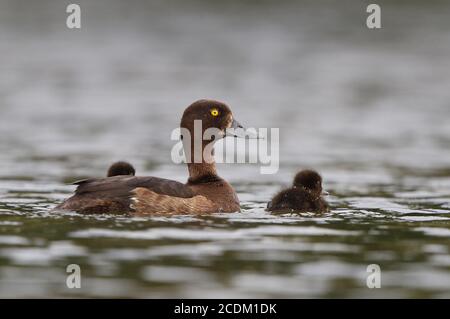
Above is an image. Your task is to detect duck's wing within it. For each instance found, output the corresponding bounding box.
[54,176,195,214]
[73,175,194,198]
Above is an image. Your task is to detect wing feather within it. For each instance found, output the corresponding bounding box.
[74,176,194,198]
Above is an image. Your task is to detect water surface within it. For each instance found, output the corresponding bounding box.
[0,0,449,298]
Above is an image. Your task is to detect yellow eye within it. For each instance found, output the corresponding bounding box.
[210,108,219,117]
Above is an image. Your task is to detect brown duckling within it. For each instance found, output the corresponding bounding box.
[54,99,244,215]
[107,161,136,177]
[267,170,329,213]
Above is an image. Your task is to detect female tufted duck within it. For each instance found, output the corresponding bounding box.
[107,161,136,177]
[55,99,243,215]
[267,170,329,213]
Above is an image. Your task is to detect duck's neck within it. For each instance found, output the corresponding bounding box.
[184,139,220,184]
[187,162,220,183]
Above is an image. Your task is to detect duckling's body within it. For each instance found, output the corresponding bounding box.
[267,170,329,213]
[55,99,242,215]
[267,188,328,212]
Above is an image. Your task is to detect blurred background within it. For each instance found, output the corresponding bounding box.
[0,0,449,298]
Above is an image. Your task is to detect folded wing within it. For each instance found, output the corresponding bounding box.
[74,176,194,198]
[54,176,194,214]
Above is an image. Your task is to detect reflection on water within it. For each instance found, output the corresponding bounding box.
[0,0,450,298]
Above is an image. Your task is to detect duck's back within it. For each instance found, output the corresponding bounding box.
[55,176,194,214]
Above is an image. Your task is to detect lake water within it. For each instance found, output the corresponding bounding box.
[0,0,449,298]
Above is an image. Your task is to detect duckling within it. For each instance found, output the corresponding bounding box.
[54,99,244,215]
[267,170,329,213]
[107,161,136,177]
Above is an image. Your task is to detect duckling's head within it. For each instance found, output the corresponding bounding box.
[107,161,136,177]
[293,170,324,197]
[180,99,243,141]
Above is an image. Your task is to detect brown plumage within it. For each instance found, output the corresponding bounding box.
[267,170,329,213]
[107,161,136,177]
[54,99,243,215]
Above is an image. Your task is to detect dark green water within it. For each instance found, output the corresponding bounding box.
[0,0,449,297]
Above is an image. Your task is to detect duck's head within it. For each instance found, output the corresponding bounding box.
[180,99,243,141]
[293,170,327,198]
[107,161,136,177]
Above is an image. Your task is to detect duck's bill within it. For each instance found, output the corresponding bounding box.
[225,119,262,139]
[225,119,246,138]
[231,118,244,130]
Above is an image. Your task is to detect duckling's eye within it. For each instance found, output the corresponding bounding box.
[210,108,219,117]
